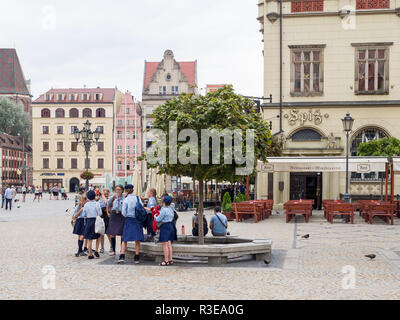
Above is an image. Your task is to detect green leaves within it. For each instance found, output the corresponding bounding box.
[358,137,400,157]
[0,98,31,142]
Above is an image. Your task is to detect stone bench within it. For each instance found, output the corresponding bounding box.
[127,236,272,265]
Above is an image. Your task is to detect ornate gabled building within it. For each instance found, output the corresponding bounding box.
[256,0,400,208]
[142,50,197,191]
[0,49,32,118]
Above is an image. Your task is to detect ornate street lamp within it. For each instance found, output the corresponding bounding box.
[73,120,102,191]
[342,113,355,203]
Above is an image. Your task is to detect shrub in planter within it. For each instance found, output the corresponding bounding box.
[221,192,234,221]
[234,193,246,203]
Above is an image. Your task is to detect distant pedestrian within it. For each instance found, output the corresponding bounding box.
[53,185,59,200]
[210,206,229,237]
[49,185,53,200]
[61,186,66,200]
[5,185,13,211]
[0,186,5,209]
[21,185,27,203]
[33,186,41,203]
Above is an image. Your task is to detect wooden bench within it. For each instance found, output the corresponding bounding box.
[285,203,313,223]
[323,200,345,219]
[232,202,262,223]
[326,203,356,224]
[363,203,396,225]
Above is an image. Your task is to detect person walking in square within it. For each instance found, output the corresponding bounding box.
[106,185,125,256]
[82,190,102,260]
[155,196,176,266]
[21,185,26,203]
[118,185,144,264]
[0,186,5,209]
[33,186,41,202]
[4,185,13,211]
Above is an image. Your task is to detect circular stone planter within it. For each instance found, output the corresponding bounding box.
[127,236,272,265]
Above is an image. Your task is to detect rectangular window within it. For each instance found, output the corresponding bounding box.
[172,86,179,95]
[126,160,130,171]
[117,161,122,171]
[43,142,49,152]
[290,47,324,96]
[117,120,122,126]
[355,46,389,94]
[71,126,78,134]
[95,93,101,101]
[125,108,130,114]
[291,0,324,12]
[132,145,137,154]
[117,145,122,154]
[126,131,130,139]
[71,158,78,169]
[82,93,89,101]
[96,126,104,134]
[57,94,63,101]
[132,131,137,139]
[356,0,389,9]
[57,142,63,152]
[57,126,63,134]
[57,158,63,169]
[117,131,122,139]
[98,158,104,169]
[126,146,130,154]
[126,119,130,126]
[43,158,49,169]
[43,126,49,135]
[159,86,167,95]
[97,141,104,152]
[71,142,78,152]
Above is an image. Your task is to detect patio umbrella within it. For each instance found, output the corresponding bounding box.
[133,166,143,196]
[148,168,157,190]
[156,170,165,198]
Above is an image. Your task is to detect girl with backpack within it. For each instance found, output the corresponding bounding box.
[106,185,125,256]
[118,184,144,264]
[155,196,176,266]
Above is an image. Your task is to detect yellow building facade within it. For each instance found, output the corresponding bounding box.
[256,0,400,208]
[32,88,123,192]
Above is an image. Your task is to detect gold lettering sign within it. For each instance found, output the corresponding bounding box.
[284,109,329,126]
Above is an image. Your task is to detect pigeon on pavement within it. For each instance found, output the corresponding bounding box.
[365,254,376,260]
[302,234,310,239]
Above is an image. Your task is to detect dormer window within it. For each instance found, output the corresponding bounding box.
[95,93,102,101]
[69,94,76,101]
[57,93,64,101]
[45,93,53,101]
[82,93,90,101]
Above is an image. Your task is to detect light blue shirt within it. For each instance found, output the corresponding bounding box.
[148,197,157,209]
[74,205,84,219]
[210,213,228,235]
[82,201,102,219]
[98,197,108,208]
[5,188,13,199]
[122,194,143,218]
[108,195,125,212]
[155,206,174,223]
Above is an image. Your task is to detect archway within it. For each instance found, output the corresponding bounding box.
[69,177,80,193]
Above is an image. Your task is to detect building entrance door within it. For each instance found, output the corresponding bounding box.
[290,173,322,210]
[69,178,80,193]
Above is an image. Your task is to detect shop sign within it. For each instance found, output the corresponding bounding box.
[284,109,329,126]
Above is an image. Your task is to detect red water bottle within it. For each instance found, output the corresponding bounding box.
[181,225,185,235]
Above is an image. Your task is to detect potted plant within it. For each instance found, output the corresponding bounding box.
[80,171,95,181]
[222,192,234,221]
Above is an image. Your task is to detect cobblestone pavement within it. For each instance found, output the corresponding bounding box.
[0,194,400,300]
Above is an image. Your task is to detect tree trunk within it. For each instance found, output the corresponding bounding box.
[198,179,204,245]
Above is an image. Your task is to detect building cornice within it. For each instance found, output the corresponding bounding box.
[262,100,400,108]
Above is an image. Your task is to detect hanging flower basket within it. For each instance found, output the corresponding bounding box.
[80,171,95,181]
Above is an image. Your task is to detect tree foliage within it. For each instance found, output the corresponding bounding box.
[357,137,400,157]
[0,98,31,142]
[221,192,233,213]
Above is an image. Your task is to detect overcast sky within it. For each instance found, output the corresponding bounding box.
[0,0,264,100]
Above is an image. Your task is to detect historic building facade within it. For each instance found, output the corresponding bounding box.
[115,92,143,179]
[32,88,123,192]
[0,133,33,188]
[142,50,197,191]
[256,0,400,208]
[0,49,32,118]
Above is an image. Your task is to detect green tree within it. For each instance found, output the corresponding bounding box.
[221,192,233,213]
[142,86,281,244]
[0,98,31,142]
[357,137,400,157]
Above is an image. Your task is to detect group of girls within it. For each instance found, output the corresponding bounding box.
[72,185,177,266]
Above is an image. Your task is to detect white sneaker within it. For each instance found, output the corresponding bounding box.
[109,251,116,256]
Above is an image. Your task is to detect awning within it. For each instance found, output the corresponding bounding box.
[257,157,388,173]
[84,176,106,185]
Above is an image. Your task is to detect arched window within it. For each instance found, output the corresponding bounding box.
[69,108,79,118]
[350,127,389,181]
[350,127,389,156]
[41,108,51,118]
[291,129,322,141]
[96,108,106,118]
[82,108,92,118]
[55,108,65,118]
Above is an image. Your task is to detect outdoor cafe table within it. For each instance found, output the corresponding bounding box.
[360,201,396,225]
[284,200,313,223]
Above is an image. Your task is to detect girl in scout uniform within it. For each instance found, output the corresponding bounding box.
[82,190,102,260]
[144,188,157,238]
[155,196,176,266]
[72,195,87,257]
[106,185,125,256]
[98,188,111,254]
[118,184,144,264]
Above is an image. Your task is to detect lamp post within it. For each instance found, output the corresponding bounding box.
[342,113,355,203]
[74,120,101,191]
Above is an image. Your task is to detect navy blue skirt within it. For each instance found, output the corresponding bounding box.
[159,222,175,243]
[106,211,125,236]
[84,218,100,240]
[73,218,85,236]
[122,217,144,242]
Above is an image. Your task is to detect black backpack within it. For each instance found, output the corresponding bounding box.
[193,215,208,236]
